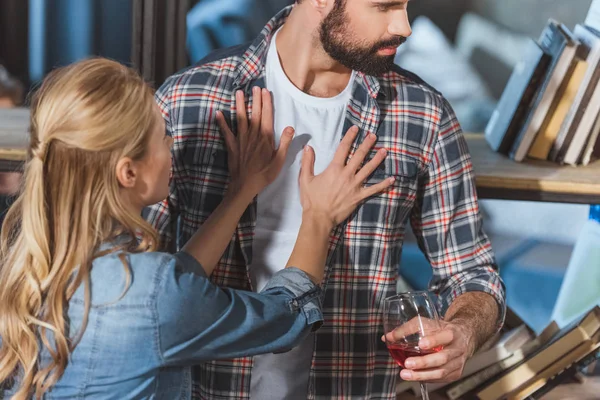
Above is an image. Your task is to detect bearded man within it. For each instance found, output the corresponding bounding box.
[147,1,506,399]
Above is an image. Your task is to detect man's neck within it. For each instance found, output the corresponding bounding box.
[275,7,353,98]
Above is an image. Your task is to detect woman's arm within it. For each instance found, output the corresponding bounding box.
[182,88,293,276]
[156,252,322,365]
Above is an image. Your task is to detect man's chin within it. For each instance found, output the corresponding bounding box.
[354,56,396,77]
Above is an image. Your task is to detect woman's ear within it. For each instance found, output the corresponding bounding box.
[115,157,138,188]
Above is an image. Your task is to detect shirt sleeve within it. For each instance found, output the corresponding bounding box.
[145,77,182,253]
[410,97,506,329]
[155,252,323,366]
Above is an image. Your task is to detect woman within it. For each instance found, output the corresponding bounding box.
[0,58,392,399]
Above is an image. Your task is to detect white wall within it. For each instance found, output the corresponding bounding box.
[480,200,590,245]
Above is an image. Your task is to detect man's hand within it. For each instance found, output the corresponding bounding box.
[383,291,500,383]
[390,319,476,383]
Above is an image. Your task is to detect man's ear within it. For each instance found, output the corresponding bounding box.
[116,157,138,188]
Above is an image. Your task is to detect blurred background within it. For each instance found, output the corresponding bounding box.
[0,0,597,334]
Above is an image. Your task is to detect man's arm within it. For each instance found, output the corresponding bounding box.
[402,97,506,383]
[444,291,499,358]
[145,77,181,252]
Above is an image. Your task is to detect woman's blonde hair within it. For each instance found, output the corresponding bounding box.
[0,58,160,399]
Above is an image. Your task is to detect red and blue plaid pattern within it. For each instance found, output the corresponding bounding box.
[147,6,506,399]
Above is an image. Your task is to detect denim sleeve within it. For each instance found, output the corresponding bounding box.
[155,251,323,366]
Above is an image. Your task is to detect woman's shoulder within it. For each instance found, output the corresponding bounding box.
[93,248,175,272]
[83,250,179,307]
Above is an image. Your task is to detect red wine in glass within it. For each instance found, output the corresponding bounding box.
[382,291,442,400]
[387,342,443,368]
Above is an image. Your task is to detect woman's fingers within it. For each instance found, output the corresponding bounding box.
[270,127,295,178]
[355,147,387,183]
[332,126,360,166]
[300,145,316,186]
[260,89,275,146]
[360,177,395,200]
[235,91,248,138]
[216,111,237,156]
[346,133,377,172]
[250,86,262,134]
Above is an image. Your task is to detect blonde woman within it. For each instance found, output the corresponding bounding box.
[0,58,392,399]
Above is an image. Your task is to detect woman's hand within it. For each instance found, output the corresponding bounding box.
[299,126,395,227]
[216,87,294,201]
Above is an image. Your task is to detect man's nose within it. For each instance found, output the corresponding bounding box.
[388,10,412,38]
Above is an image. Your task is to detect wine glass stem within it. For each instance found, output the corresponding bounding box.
[420,382,429,400]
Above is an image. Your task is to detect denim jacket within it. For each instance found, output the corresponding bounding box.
[2,249,322,399]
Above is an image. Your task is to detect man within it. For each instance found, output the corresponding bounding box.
[147,1,506,399]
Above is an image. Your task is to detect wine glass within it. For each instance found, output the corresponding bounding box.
[382,291,443,400]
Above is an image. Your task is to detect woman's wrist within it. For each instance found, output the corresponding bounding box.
[301,211,334,235]
[225,182,255,206]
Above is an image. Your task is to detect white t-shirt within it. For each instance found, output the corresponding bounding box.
[249,31,355,399]
[249,33,355,292]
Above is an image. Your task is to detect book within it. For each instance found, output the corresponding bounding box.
[527,347,600,399]
[476,306,600,400]
[580,113,600,165]
[484,39,551,154]
[528,57,588,160]
[551,218,600,329]
[406,325,535,396]
[508,332,600,399]
[510,21,580,162]
[585,0,600,34]
[551,25,600,165]
[444,321,558,400]
[558,82,600,164]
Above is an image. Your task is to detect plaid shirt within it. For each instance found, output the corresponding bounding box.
[147,6,506,399]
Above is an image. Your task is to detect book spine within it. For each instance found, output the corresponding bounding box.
[509,22,571,161]
[522,347,600,399]
[446,347,532,400]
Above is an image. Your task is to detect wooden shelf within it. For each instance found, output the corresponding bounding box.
[0,107,599,203]
[466,133,600,204]
[0,108,28,172]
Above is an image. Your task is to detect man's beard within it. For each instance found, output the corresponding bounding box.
[319,1,406,76]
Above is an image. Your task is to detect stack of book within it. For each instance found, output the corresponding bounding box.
[397,306,600,399]
[485,1,600,166]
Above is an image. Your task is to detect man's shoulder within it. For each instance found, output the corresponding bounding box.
[159,42,252,93]
[381,64,446,104]
[195,42,252,66]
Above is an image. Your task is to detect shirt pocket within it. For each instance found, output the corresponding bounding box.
[361,152,420,226]
[365,151,418,187]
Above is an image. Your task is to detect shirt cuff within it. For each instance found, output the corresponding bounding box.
[262,267,324,331]
[437,267,507,332]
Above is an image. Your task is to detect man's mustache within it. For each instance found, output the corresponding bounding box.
[374,37,407,51]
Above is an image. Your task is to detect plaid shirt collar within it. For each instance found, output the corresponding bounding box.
[232,5,389,100]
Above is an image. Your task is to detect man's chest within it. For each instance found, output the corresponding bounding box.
[180,130,420,238]
[176,87,433,241]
